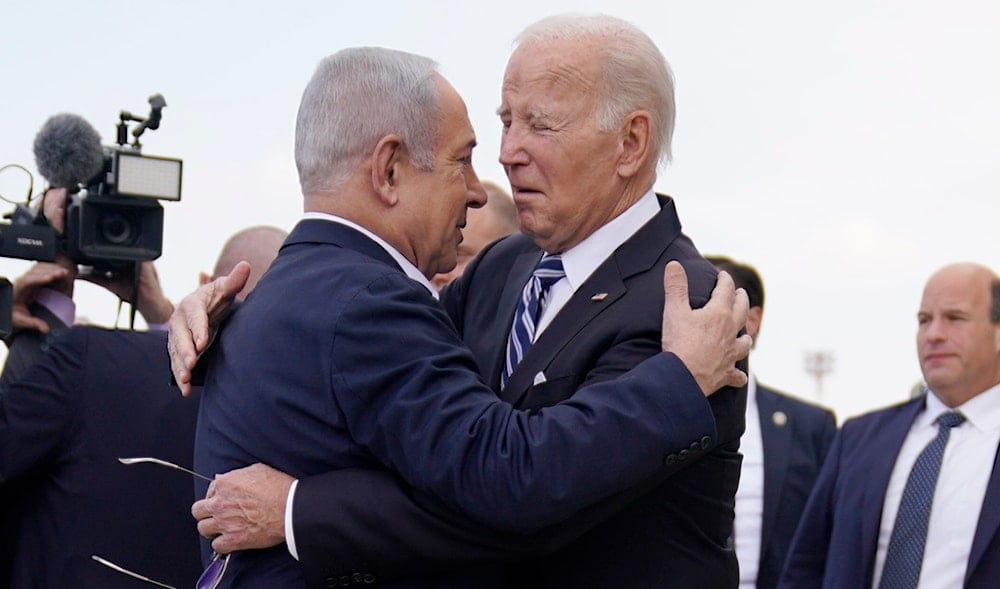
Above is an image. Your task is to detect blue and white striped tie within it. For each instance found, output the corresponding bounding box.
[502,254,565,389]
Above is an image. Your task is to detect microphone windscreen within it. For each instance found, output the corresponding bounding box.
[33,113,104,188]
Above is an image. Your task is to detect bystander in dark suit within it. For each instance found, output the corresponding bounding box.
[0,221,285,588]
[781,262,1000,588]
[706,256,837,589]
[177,43,749,588]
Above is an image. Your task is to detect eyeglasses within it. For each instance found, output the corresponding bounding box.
[91,457,231,589]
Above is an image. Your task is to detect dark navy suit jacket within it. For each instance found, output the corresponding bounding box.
[754,384,836,589]
[292,197,747,588]
[195,218,718,588]
[0,327,203,588]
[780,396,1000,588]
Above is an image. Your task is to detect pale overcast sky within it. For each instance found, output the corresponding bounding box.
[1,0,998,421]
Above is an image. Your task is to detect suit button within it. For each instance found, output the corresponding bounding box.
[324,577,338,589]
[701,435,712,449]
[664,454,678,465]
[340,575,351,586]
[689,441,701,452]
[363,574,377,584]
[352,573,363,584]
[678,449,690,461]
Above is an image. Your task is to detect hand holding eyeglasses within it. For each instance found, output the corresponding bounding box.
[93,457,232,589]
[192,462,294,554]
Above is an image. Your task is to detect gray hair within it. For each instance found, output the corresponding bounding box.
[295,47,442,194]
[515,14,676,165]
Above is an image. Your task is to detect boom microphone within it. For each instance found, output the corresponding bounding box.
[33,113,105,188]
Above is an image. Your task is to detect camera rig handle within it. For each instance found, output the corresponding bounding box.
[116,94,167,149]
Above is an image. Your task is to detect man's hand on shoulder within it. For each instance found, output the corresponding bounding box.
[167,261,250,396]
[661,261,751,395]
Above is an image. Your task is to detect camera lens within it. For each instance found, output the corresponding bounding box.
[99,213,136,246]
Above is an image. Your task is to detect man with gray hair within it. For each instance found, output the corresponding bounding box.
[180,43,748,587]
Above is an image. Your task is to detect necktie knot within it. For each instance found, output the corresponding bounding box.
[533,255,565,290]
[935,411,965,430]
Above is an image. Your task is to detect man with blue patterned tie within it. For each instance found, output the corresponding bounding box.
[781,262,1000,588]
[171,15,749,588]
[172,40,751,587]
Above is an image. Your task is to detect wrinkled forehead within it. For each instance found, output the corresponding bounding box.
[502,39,603,97]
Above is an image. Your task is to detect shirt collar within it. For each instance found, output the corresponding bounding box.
[924,382,1000,433]
[301,211,438,300]
[554,189,659,292]
[747,372,758,411]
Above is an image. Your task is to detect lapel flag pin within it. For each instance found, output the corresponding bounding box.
[772,411,788,427]
[591,293,608,301]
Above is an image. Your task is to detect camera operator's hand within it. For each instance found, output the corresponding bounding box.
[168,261,250,397]
[11,262,77,334]
[79,262,175,325]
[41,187,68,234]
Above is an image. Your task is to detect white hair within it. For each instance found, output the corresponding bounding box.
[294,47,442,194]
[515,14,676,165]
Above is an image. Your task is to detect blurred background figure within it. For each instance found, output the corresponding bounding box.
[431,180,519,290]
[706,255,837,589]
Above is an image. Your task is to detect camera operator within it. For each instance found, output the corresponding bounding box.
[1,187,174,386]
[0,221,286,588]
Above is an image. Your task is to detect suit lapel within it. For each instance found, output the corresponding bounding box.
[499,196,683,407]
[965,439,1000,582]
[757,387,791,552]
[494,250,544,399]
[860,400,924,584]
[501,264,627,405]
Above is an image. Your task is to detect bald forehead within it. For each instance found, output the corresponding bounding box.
[921,263,997,310]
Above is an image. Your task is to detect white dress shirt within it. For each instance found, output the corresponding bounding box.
[285,212,438,559]
[534,189,659,337]
[735,375,764,588]
[871,384,1000,588]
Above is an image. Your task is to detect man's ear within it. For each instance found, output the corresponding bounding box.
[746,306,763,346]
[371,135,405,206]
[617,111,653,179]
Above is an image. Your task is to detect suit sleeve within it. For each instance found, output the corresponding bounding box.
[294,434,714,584]
[0,302,70,388]
[0,327,86,485]
[329,272,716,534]
[778,427,843,587]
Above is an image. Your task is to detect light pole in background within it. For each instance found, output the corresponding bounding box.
[804,350,835,402]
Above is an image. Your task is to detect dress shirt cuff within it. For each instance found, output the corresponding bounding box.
[285,478,300,560]
[35,288,75,326]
